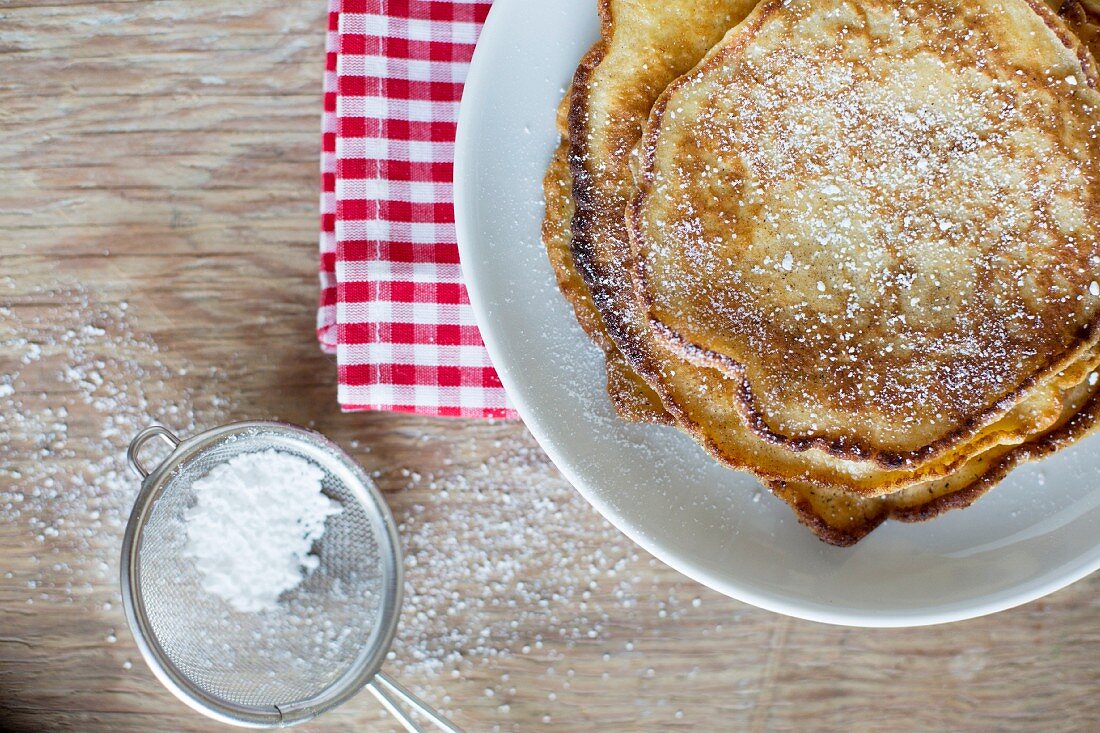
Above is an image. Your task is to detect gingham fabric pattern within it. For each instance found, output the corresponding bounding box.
[317,2,340,353]
[316,0,516,418]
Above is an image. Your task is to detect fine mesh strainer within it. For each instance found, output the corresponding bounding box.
[121,421,462,731]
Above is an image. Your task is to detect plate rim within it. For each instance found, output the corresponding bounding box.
[452,0,1100,627]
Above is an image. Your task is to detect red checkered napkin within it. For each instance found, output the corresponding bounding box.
[317,0,516,419]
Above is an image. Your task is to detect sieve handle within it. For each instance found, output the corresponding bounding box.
[127,426,181,478]
[366,681,424,733]
[366,672,464,733]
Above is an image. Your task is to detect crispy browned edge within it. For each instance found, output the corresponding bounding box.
[785,384,1100,546]
[542,92,671,424]
[543,143,611,349]
[627,0,1100,470]
[567,8,707,433]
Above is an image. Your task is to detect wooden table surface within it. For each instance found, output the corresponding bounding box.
[1,2,1098,731]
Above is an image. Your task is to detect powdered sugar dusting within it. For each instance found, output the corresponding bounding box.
[1,287,231,614]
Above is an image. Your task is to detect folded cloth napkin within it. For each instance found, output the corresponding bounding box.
[317,0,516,418]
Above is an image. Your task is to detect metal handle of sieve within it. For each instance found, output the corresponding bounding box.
[127,425,181,479]
[366,672,464,733]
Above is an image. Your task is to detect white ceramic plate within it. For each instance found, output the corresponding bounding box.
[453,0,1100,627]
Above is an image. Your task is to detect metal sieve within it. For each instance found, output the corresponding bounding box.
[121,421,462,731]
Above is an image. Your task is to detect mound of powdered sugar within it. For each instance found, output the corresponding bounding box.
[183,449,342,613]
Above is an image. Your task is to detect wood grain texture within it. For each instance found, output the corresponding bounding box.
[0,2,1097,732]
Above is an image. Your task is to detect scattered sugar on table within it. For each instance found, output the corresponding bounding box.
[0,285,728,727]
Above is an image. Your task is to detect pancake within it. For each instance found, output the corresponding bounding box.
[569,0,1100,493]
[547,112,1100,542]
[552,136,1100,541]
[630,0,1100,467]
[545,0,1100,537]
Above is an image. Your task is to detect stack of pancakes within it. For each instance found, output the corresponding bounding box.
[543,0,1100,545]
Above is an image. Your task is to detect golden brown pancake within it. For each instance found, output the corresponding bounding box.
[559,0,768,423]
[543,0,1100,542]
[568,0,1100,495]
[631,0,1100,466]
[548,116,1100,543]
